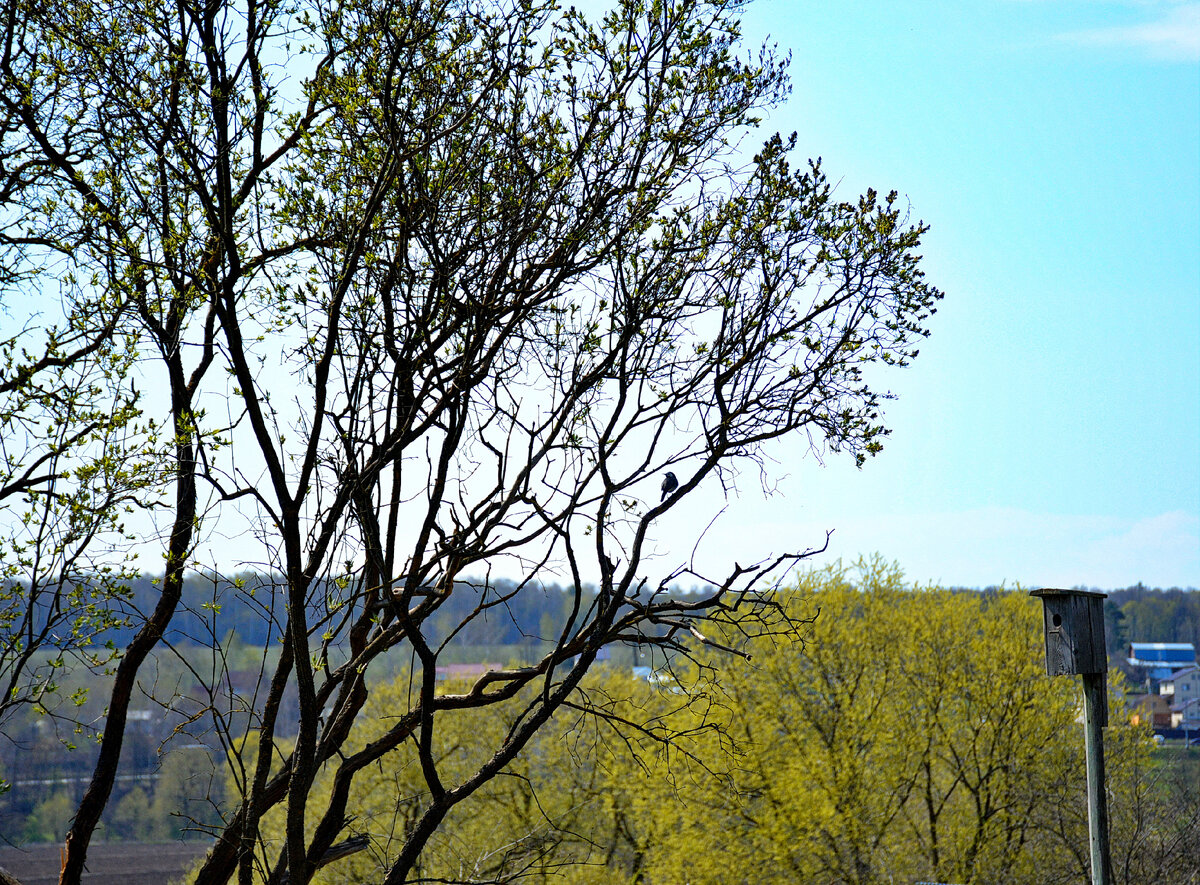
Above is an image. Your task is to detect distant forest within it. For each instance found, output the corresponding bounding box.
[70,573,604,647]
[1101,582,1200,661]
[19,572,1198,656]
[35,572,691,653]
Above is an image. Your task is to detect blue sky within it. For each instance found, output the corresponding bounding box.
[684,0,1199,589]
[11,0,1191,592]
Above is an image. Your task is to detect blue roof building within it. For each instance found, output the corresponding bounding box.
[1128,642,1197,681]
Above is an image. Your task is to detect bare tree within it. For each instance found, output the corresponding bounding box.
[0,0,941,882]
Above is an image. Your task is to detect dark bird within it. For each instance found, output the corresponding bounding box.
[660,471,678,502]
[602,553,619,576]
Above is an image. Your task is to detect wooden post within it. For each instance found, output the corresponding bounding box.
[1030,588,1112,885]
[1082,671,1113,885]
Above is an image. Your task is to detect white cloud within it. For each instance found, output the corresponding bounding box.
[704,508,1200,590]
[1059,3,1200,61]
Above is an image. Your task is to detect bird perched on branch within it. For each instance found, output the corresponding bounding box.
[660,471,678,501]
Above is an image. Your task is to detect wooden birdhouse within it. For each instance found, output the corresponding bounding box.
[1030,588,1108,678]
[1030,587,1114,883]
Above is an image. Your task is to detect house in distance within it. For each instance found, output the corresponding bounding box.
[1126,642,1197,687]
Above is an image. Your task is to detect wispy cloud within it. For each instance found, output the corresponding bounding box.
[726,509,1200,590]
[1059,2,1200,61]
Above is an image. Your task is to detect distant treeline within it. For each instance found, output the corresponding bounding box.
[118,573,589,648]
[15,573,1199,653]
[1101,582,1200,656]
[22,572,707,651]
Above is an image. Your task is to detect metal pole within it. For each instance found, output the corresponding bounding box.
[1081,672,1112,885]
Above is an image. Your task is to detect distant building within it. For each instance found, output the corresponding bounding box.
[1174,698,1200,732]
[1127,642,1196,684]
[435,662,502,683]
[1159,665,1200,730]
[1128,693,1172,729]
[632,665,680,691]
[1159,665,1198,702]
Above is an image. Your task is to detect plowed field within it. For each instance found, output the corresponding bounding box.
[0,842,210,885]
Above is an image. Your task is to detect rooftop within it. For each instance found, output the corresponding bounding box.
[1127,642,1196,668]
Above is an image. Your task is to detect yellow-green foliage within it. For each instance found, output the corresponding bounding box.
[240,667,698,884]
[246,559,1174,884]
[641,560,1092,884]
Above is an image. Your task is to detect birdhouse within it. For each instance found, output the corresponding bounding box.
[1031,588,1113,878]
[1030,588,1108,677]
